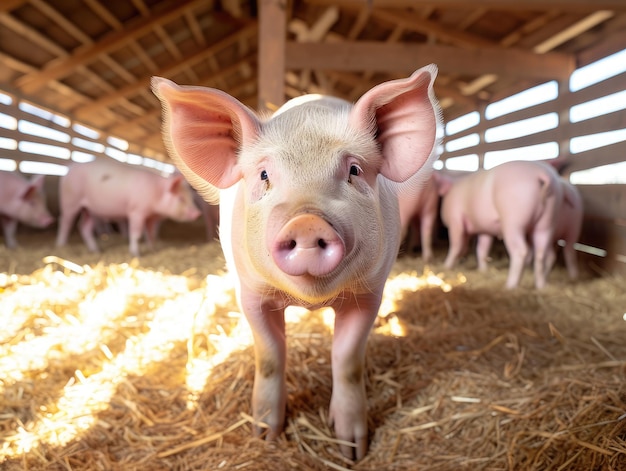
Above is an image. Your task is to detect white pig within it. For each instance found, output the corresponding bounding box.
[152,64,440,460]
[56,158,201,256]
[435,160,563,289]
[0,171,54,248]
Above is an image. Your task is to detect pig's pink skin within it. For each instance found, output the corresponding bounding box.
[435,160,563,289]
[0,171,54,249]
[153,65,440,461]
[56,159,201,256]
[547,178,583,279]
[398,173,439,262]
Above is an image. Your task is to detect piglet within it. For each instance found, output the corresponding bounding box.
[56,158,201,256]
[435,160,563,289]
[0,171,54,248]
[152,65,440,460]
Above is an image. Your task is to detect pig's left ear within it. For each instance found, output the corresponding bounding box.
[21,175,45,201]
[350,64,440,183]
[168,174,184,193]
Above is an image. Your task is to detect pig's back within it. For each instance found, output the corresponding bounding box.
[62,160,157,218]
[0,172,22,199]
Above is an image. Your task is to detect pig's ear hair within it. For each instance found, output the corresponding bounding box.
[152,77,260,203]
[350,64,441,183]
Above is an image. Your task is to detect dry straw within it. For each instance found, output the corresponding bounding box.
[1,236,625,470]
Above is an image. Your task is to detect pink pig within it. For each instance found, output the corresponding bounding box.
[435,160,563,289]
[398,173,439,262]
[152,65,440,460]
[56,158,201,256]
[0,171,54,248]
[547,178,583,280]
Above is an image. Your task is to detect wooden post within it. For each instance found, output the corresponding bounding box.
[258,0,286,112]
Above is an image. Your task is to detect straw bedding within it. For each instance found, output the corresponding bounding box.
[1,223,625,470]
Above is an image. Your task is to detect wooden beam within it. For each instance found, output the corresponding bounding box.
[372,9,496,49]
[286,41,575,80]
[305,0,626,12]
[73,27,257,116]
[14,0,207,94]
[258,0,286,111]
[0,0,27,12]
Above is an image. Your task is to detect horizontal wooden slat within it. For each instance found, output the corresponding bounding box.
[568,108,626,137]
[564,140,626,174]
[285,41,575,79]
[484,99,560,130]
[563,71,626,108]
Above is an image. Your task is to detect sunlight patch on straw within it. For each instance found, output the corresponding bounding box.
[0,265,203,457]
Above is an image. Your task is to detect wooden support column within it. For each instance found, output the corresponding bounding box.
[258,0,286,112]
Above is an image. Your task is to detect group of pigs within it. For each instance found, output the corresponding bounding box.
[0,156,582,291]
[402,159,583,290]
[0,65,584,461]
[0,158,216,256]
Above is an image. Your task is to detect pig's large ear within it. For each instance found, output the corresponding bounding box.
[152,77,261,202]
[350,64,440,183]
[21,175,45,201]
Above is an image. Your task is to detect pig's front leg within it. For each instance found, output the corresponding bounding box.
[329,292,380,461]
[476,234,494,271]
[1,218,18,249]
[240,290,287,440]
[128,214,148,257]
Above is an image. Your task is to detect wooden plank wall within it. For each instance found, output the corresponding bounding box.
[439,69,626,274]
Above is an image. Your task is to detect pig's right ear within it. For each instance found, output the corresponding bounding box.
[350,64,440,183]
[151,77,260,190]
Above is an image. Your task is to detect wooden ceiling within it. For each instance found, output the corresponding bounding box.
[1,0,625,163]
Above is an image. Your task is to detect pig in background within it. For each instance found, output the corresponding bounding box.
[547,178,583,280]
[56,158,201,256]
[434,160,564,289]
[0,171,54,249]
[398,173,439,262]
[153,64,441,460]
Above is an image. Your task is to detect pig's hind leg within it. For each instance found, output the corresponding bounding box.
[501,226,529,289]
[78,210,100,252]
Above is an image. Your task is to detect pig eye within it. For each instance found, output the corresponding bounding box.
[348,164,362,183]
[260,170,268,181]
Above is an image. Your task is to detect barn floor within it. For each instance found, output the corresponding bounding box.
[1,223,625,470]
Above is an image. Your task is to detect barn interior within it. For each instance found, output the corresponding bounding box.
[1,1,625,470]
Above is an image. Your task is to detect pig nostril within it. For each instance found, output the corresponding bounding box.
[288,240,297,250]
[317,239,327,249]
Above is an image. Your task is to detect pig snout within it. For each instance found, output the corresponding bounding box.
[271,214,345,277]
[36,214,55,228]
